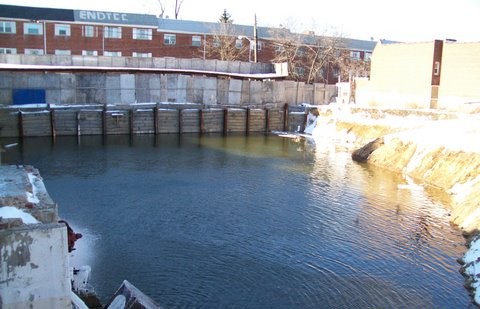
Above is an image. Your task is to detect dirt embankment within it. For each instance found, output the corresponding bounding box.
[316,106,480,234]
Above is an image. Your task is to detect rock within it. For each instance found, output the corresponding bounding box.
[351,137,384,163]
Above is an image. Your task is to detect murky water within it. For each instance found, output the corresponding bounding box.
[1,134,473,308]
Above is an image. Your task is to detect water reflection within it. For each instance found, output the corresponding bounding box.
[0,134,472,308]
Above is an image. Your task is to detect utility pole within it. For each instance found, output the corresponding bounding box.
[253,14,258,63]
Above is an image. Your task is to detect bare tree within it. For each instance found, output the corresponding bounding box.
[174,0,184,19]
[270,27,347,84]
[201,10,249,61]
[156,0,166,18]
[156,0,183,19]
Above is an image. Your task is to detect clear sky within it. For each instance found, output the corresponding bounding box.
[1,0,479,42]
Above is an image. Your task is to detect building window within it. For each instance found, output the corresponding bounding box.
[235,39,243,49]
[82,50,98,56]
[0,21,16,34]
[104,51,122,57]
[192,35,202,47]
[133,28,152,40]
[364,52,372,61]
[213,38,220,48]
[255,41,262,51]
[25,48,44,55]
[55,49,71,55]
[350,51,361,60]
[132,52,152,58]
[104,26,122,39]
[0,47,17,54]
[164,34,176,45]
[274,44,285,53]
[295,67,305,76]
[297,47,306,58]
[55,24,71,36]
[433,61,441,75]
[24,23,43,35]
[82,25,96,37]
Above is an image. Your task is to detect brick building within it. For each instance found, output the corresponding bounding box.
[0,4,375,83]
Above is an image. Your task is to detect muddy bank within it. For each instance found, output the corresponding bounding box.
[314,105,480,234]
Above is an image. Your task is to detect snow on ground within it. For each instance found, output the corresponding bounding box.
[0,206,39,224]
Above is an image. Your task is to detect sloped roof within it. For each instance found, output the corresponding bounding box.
[157,18,376,52]
[0,4,74,21]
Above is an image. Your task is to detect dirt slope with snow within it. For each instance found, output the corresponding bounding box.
[314,105,480,234]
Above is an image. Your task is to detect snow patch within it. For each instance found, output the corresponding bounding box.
[0,206,39,224]
[26,172,41,204]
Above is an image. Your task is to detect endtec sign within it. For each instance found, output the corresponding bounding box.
[73,10,158,26]
[78,10,128,23]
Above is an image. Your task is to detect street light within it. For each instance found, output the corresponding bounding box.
[238,35,257,62]
[238,14,258,63]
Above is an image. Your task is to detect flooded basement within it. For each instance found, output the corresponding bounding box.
[0,134,474,308]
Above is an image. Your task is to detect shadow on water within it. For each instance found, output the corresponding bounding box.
[0,134,474,308]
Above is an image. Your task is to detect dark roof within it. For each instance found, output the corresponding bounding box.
[343,38,377,51]
[157,18,272,37]
[157,18,376,52]
[0,4,74,21]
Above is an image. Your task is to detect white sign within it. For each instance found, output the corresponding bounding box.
[78,10,128,22]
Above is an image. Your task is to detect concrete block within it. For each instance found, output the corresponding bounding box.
[229,79,242,92]
[165,57,177,69]
[178,58,192,70]
[80,88,106,104]
[54,55,72,66]
[217,79,229,104]
[71,55,84,66]
[166,74,178,90]
[85,56,99,67]
[111,57,126,67]
[120,74,135,103]
[153,57,166,68]
[249,80,263,104]
[228,61,241,73]
[228,92,241,105]
[46,90,61,104]
[125,57,140,68]
[106,89,122,104]
[138,57,153,68]
[203,59,216,72]
[60,89,76,104]
[240,80,250,105]
[98,56,113,67]
[203,77,217,90]
[77,73,106,88]
[0,224,70,309]
[148,74,161,90]
[216,60,229,72]
[203,89,217,105]
[191,58,205,71]
[272,81,286,104]
[0,72,13,88]
[42,74,61,90]
[4,54,21,64]
[262,81,274,103]
[13,73,28,89]
[60,73,75,89]
[239,62,251,74]
[0,89,12,105]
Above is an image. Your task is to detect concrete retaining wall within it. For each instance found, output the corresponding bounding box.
[0,71,336,107]
[0,54,275,74]
[0,103,309,137]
